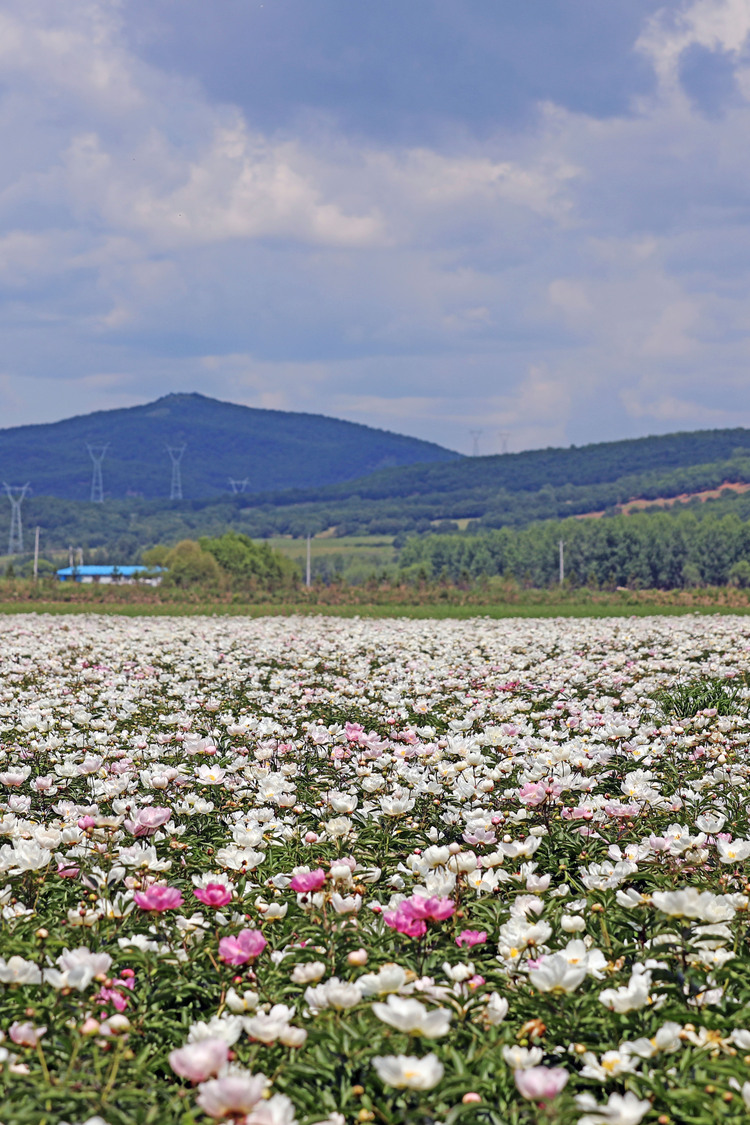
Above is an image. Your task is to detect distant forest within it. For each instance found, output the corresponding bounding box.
[399,510,750,590]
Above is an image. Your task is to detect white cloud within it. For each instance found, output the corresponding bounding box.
[1,0,750,451]
[638,0,750,90]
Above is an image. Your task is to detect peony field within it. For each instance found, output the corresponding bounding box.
[2,611,750,1125]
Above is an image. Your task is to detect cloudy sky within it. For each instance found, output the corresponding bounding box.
[1,0,750,453]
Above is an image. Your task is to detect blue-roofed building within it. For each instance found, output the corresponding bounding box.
[56,565,163,585]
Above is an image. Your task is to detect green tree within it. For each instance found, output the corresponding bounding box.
[163,540,222,587]
[729,559,750,588]
[199,531,298,588]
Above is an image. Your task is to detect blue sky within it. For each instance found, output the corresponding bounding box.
[1,0,750,454]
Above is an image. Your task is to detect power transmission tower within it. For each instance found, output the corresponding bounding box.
[497,431,510,455]
[469,429,483,457]
[166,445,186,500]
[3,483,30,556]
[87,443,109,502]
[229,478,249,494]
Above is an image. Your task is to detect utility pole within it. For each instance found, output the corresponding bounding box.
[559,539,565,586]
[68,545,74,570]
[306,533,312,588]
[166,445,186,500]
[469,429,483,457]
[3,483,30,556]
[86,443,108,502]
[33,526,39,581]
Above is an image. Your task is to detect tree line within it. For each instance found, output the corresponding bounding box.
[398,510,750,589]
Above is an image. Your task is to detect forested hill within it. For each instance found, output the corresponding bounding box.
[310,426,750,503]
[0,393,459,500]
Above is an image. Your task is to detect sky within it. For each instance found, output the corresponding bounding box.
[1,0,750,454]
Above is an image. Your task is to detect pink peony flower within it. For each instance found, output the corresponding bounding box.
[133,884,184,912]
[95,984,131,1012]
[123,807,173,836]
[194,883,233,908]
[518,782,548,807]
[218,928,267,965]
[383,908,427,937]
[57,864,80,878]
[383,893,455,937]
[514,1067,569,1101]
[406,895,455,922]
[10,1021,46,1047]
[78,816,96,829]
[289,869,326,893]
[169,1037,229,1084]
[456,929,487,947]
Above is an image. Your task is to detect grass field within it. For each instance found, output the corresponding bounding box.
[266,534,396,562]
[265,534,397,583]
[0,600,749,617]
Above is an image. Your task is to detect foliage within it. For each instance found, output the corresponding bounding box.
[651,676,748,719]
[199,532,298,587]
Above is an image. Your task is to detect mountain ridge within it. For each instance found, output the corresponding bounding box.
[0,392,460,500]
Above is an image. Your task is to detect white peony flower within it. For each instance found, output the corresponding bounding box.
[304,978,363,1014]
[528,954,587,994]
[372,1053,444,1090]
[0,956,42,984]
[575,1090,652,1125]
[290,961,327,985]
[372,995,451,1038]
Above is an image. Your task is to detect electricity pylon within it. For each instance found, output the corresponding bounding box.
[229,478,249,494]
[469,429,483,457]
[3,483,30,555]
[87,443,108,502]
[166,445,186,500]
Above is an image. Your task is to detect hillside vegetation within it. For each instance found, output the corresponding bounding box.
[9,418,750,589]
[10,449,750,558]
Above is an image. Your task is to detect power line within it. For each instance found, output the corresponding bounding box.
[86,443,109,503]
[166,445,186,500]
[3,483,30,556]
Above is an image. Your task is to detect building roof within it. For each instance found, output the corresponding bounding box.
[55,565,162,577]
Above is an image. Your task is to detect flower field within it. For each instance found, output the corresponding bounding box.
[3,613,750,1124]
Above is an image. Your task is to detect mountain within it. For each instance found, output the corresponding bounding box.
[0,393,460,500]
